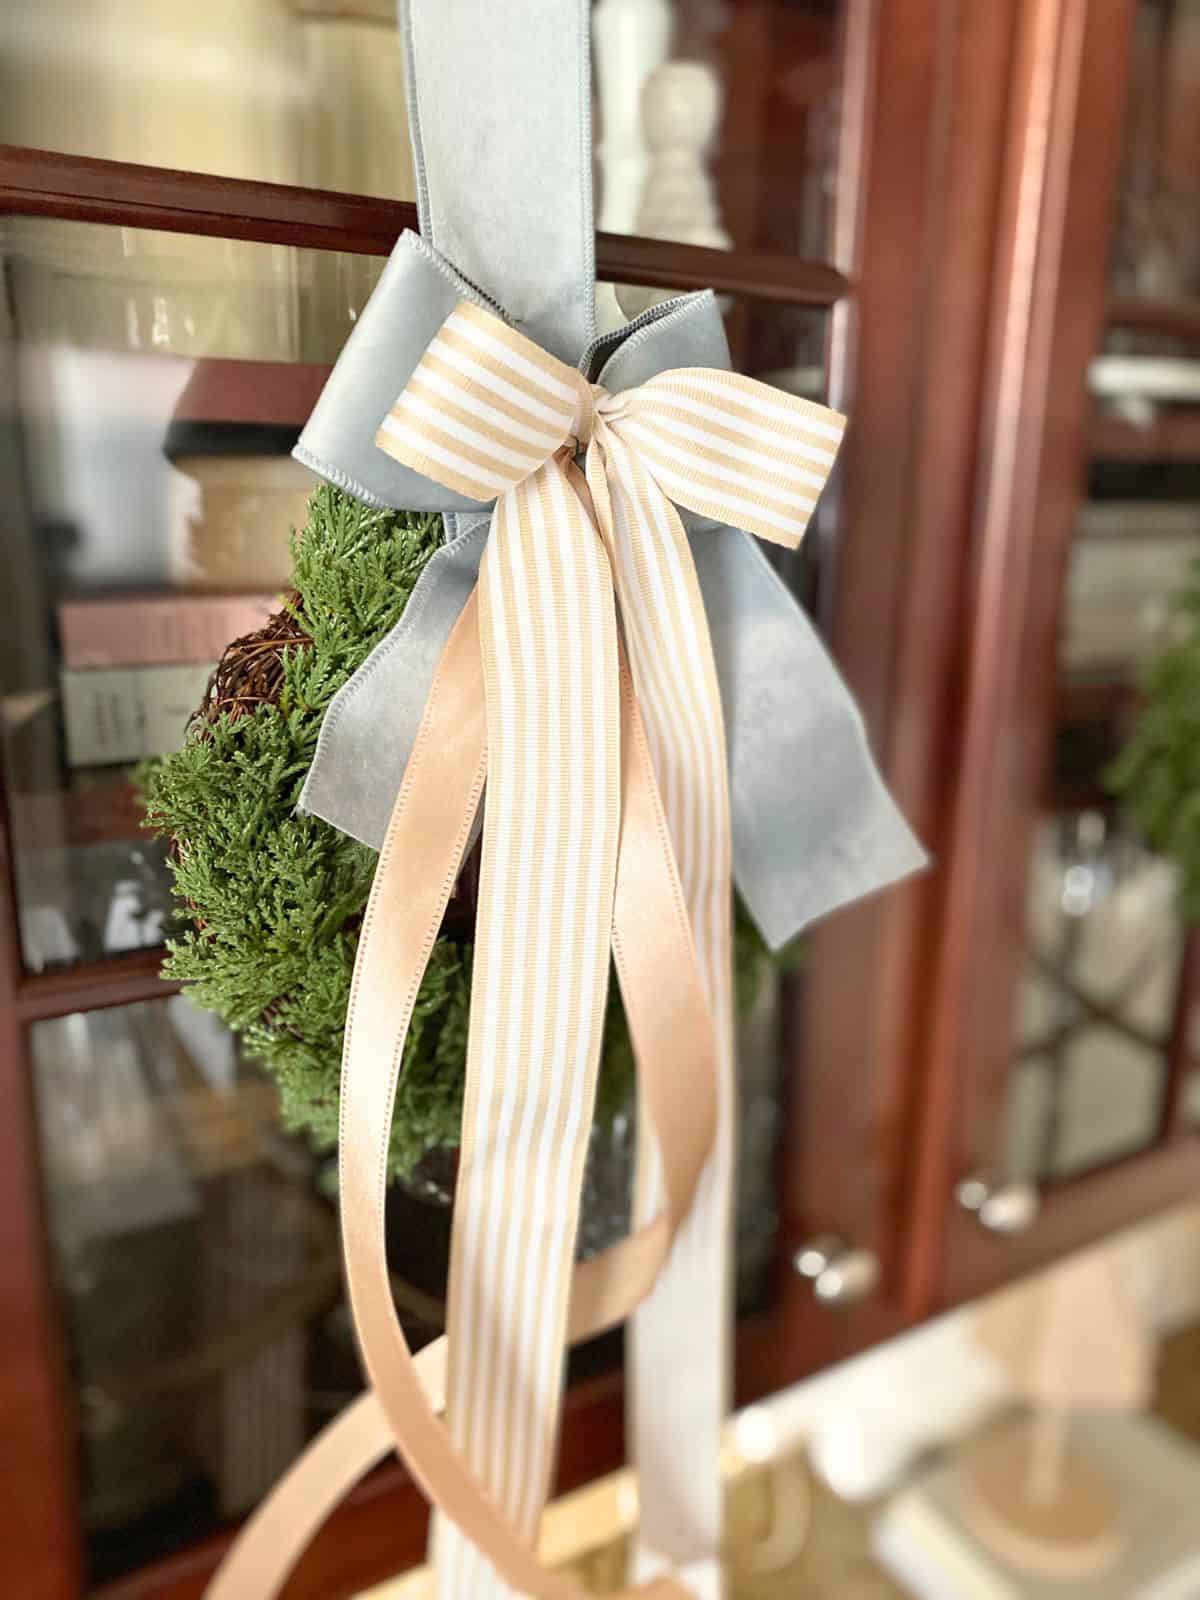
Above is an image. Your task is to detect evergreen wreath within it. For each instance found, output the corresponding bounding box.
[140,484,769,1184]
[1109,559,1200,922]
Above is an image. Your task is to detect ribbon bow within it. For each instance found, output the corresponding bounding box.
[376,300,842,548]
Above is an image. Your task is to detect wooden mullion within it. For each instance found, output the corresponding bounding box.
[0,145,850,308]
[1161,925,1200,1140]
[16,947,179,1025]
[1108,294,1200,344]
[0,767,83,1596]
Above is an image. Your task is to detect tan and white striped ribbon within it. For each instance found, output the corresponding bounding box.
[375,301,844,1598]
[204,299,843,1600]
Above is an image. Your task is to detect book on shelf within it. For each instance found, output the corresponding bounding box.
[61,661,216,767]
[58,590,281,669]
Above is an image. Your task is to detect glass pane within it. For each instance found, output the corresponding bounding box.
[1006,817,1180,1180]
[594,0,843,256]
[1002,0,1200,1176]
[1,2,846,259]
[36,986,788,1581]
[1110,0,1200,301]
[1002,144,1200,1185]
[0,216,383,972]
[594,0,845,349]
[32,998,365,1582]
[0,218,830,975]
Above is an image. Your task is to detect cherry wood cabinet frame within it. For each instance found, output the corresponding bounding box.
[907,0,1200,1317]
[783,0,1028,1379]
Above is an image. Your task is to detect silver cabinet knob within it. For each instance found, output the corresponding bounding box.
[956,1174,1040,1234]
[792,1234,881,1305]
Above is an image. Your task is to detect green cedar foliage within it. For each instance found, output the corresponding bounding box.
[141,483,768,1182]
[1109,561,1200,923]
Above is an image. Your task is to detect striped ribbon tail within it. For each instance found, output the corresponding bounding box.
[433,467,621,1595]
[589,369,842,1594]
[371,300,845,1600]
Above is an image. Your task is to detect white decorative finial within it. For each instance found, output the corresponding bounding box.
[617,59,732,318]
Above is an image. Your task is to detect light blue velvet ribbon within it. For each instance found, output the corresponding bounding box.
[295,0,924,949]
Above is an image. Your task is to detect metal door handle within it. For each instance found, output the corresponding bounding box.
[956,1174,1040,1234]
[792,1234,881,1305]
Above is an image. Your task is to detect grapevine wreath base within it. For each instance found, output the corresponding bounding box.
[141,485,769,1190]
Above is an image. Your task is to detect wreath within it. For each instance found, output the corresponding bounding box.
[140,484,769,1186]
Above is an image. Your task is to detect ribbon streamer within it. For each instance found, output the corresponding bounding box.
[207,300,846,1598]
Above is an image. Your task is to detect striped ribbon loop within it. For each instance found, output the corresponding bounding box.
[370,300,844,1599]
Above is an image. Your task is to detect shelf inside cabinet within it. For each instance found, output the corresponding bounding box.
[1090,412,1200,462]
[1108,295,1200,345]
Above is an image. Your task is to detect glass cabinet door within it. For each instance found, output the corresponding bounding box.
[0,219,384,973]
[997,0,1200,1191]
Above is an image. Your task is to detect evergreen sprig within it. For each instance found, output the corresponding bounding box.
[141,483,768,1181]
[1109,560,1200,923]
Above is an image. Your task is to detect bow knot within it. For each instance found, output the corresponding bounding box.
[568,376,609,452]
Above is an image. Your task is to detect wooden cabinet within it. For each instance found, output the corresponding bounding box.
[2,2,1199,1596]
